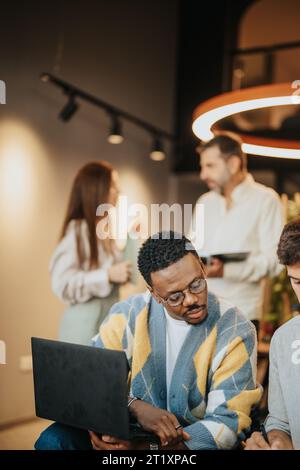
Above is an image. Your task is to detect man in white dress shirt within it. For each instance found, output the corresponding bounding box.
[190,132,284,330]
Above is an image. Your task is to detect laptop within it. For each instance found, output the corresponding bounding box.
[31,337,159,442]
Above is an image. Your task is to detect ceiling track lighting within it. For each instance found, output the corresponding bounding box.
[40,72,175,161]
[107,114,123,144]
[150,135,165,161]
[59,94,79,122]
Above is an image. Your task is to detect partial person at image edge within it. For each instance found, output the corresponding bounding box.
[245,218,300,450]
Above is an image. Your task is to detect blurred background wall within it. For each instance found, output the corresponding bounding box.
[0,0,178,425]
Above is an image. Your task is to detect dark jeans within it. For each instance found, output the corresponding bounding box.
[35,423,93,450]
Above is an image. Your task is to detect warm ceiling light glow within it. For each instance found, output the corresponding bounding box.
[150,150,165,161]
[108,115,123,144]
[108,134,124,144]
[192,83,300,159]
[242,143,300,159]
[1,142,31,210]
[40,73,50,83]
[0,120,46,228]
[193,96,300,141]
[150,136,165,161]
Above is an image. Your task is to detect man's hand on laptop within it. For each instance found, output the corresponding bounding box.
[129,400,190,447]
[89,431,133,450]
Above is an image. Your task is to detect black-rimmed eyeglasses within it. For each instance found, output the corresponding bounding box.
[155,277,207,307]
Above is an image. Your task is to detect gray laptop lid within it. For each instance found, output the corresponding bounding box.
[31,338,130,440]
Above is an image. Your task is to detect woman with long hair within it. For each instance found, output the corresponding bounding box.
[50,161,131,345]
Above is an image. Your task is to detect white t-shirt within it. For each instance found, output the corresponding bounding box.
[164,308,191,410]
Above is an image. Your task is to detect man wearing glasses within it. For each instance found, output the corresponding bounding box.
[36,231,261,450]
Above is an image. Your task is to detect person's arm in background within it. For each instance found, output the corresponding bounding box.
[50,223,131,304]
[224,194,284,282]
[245,332,293,450]
[182,314,262,450]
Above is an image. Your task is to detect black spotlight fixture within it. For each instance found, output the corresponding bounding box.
[107,114,123,144]
[150,135,165,161]
[41,73,175,158]
[59,93,79,122]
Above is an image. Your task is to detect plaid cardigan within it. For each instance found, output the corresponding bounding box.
[94,291,261,449]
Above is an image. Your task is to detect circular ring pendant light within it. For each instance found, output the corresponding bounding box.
[192,82,300,159]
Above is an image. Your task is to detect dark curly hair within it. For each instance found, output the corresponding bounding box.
[137,231,200,286]
[277,218,300,266]
[196,131,247,171]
